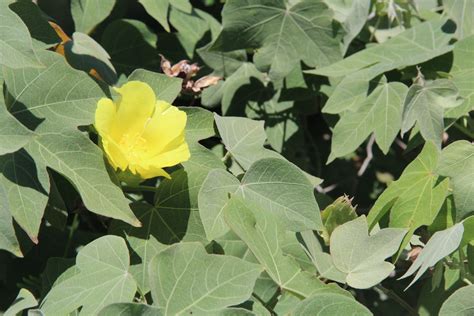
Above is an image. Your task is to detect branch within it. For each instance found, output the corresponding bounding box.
[358,134,376,177]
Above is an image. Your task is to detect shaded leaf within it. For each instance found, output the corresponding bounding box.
[5,288,37,316]
[101,19,159,74]
[40,236,137,315]
[330,216,406,289]
[0,101,33,156]
[64,32,117,85]
[149,242,262,315]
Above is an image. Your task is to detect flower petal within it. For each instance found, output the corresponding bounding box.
[95,98,116,135]
[146,141,190,169]
[101,137,128,171]
[134,165,171,180]
[109,81,156,141]
[141,101,188,157]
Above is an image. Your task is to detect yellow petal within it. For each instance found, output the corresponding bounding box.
[134,164,171,180]
[95,98,116,135]
[109,81,156,141]
[141,101,187,157]
[145,141,190,169]
[101,137,128,171]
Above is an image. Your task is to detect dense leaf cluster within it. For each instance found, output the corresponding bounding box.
[0,0,473,315]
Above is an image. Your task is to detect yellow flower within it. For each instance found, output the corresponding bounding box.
[95,81,190,179]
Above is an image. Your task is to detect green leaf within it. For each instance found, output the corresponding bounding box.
[99,303,163,316]
[8,0,60,47]
[239,158,323,231]
[439,285,474,315]
[0,103,33,156]
[5,288,37,316]
[401,79,463,147]
[26,130,140,227]
[181,106,216,143]
[446,35,474,118]
[300,231,347,283]
[311,18,454,114]
[128,69,182,103]
[293,293,371,316]
[199,169,240,240]
[224,196,336,297]
[101,19,159,74]
[212,0,341,80]
[40,236,137,315]
[327,0,371,54]
[367,142,450,253]
[139,0,171,32]
[330,216,406,289]
[197,44,247,78]
[3,50,104,130]
[0,149,49,242]
[312,18,454,78]
[329,81,408,161]
[0,182,21,256]
[400,222,464,288]
[443,0,474,39]
[0,0,42,69]
[461,216,474,247]
[71,0,116,33]
[320,196,358,244]
[214,114,280,170]
[148,242,262,315]
[220,62,265,115]
[64,32,117,85]
[437,140,474,220]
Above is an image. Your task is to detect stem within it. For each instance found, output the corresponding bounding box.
[453,122,474,139]
[376,285,418,316]
[63,213,80,257]
[221,151,231,162]
[122,185,159,193]
[459,249,468,279]
[252,293,276,316]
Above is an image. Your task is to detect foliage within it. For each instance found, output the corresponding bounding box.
[0,0,473,315]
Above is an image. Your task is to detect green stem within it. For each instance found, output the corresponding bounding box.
[63,213,80,257]
[252,293,276,316]
[453,122,474,139]
[221,151,231,162]
[459,249,467,278]
[376,285,418,316]
[122,185,159,193]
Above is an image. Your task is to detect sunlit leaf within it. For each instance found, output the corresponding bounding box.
[330,216,406,289]
[40,236,137,315]
[148,242,262,315]
[212,0,341,80]
[400,222,464,289]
